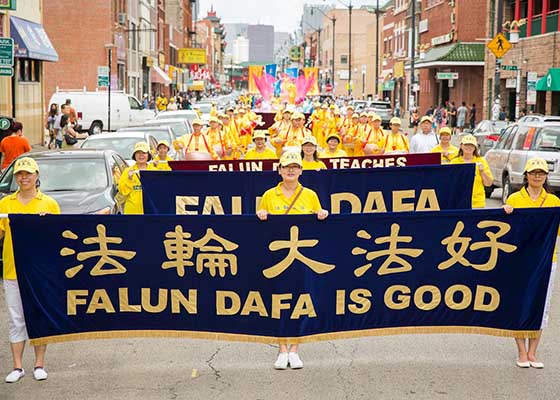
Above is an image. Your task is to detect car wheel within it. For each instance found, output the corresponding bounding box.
[485,185,494,198]
[502,175,512,204]
[89,121,103,135]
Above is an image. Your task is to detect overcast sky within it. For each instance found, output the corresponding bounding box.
[197,0,386,33]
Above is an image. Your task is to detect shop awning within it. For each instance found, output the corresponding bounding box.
[536,69,560,91]
[188,80,205,91]
[151,65,172,85]
[411,42,485,69]
[10,16,58,62]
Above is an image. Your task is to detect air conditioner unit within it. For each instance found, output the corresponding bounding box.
[118,13,126,25]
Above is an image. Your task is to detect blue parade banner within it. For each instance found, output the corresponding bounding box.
[11,209,560,345]
[141,164,475,215]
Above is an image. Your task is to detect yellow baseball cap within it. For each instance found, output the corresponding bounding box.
[321,103,328,109]
[371,114,382,122]
[133,141,151,154]
[390,117,402,125]
[209,116,221,124]
[359,112,368,118]
[157,140,170,149]
[291,112,305,120]
[420,115,433,124]
[279,151,303,167]
[192,119,204,126]
[302,136,318,146]
[346,105,355,110]
[524,157,549,173]
[226,106,235,112]
[14,157,39,174]
[439,127,452,136]
[282,108,293,114]
[326,133,341,143]
[252,130,266,140]
[460,134,478,146]
[351,114,359,119]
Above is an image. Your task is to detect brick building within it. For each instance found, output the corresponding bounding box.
[196,7,226,89]
[413,0,486,118]
[484,0,560,119]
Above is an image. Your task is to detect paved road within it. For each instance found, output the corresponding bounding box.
[2,174,559,400]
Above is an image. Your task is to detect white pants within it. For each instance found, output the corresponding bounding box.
[542,262,557,329]
[3,279,29,343]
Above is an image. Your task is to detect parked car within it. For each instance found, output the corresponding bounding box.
[462,120,509,155]
[48,90,155,134]
[485,121,560,202]
[192,102,213,123]
[0,149,128,214]
[155,110,199,124]
[117,126,178,159]
[517,114,560,124]
[80,131,158,165]
[144,118,192,137]
[365,101,392,128]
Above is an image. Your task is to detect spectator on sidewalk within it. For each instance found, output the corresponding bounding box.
[0,122,31,170]
[410,116,438,153]
[457,102,469,133]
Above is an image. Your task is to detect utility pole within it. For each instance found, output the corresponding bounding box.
[375,0,380,99]
[494,0,504,116]
[410,0,417,109]
[332,17,336,85]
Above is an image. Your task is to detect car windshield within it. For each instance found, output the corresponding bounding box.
[369,102,391,110]
[81,137,142,159]
[196,104,212,113]
[532,126,560,151]
[157,112,193,121]
[165,122,189,136]
[141,129,171,143]
[0,158,108,192]
[491,121,508,132]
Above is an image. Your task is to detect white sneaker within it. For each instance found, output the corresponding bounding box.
[288,352,303,369]
[5,369,25,383]
[274,352,289,370]
[33,367,48,381]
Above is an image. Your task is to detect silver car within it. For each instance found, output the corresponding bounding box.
[485,121,560,203]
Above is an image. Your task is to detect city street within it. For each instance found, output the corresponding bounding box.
[2,190,560,400]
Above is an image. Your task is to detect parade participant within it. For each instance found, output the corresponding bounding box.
[118,142,157,214]
[342,114,360,156]
[257,151,328,370]
[431,127,458,163]
[207,116,233,159]
[178,119,218,160]
[156,94,168,112]
[220,113,241,159]
[450,134,493,208]
[301,136,327,170]
[0,122,31,170]
[0,157,60,383]
[410,115,438,154]
[244,131,278,160]
[272,112,310,155]
[503,158,560,369]
[237,107,253,154]
[166,97,178,111]
[210,101,218,117]
[310,103,327,140]
[153,140,173,171]
[319,133,347,158]
[382,117,409,154]
[268,108,292,141]
[361,113,385,155]
[353,113,372,157]
[340,105,355,132]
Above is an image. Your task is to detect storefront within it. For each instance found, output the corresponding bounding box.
[536,68,560,116]
[10,15,58,144]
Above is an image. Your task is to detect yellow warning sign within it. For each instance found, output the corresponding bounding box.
[487,32,512,58]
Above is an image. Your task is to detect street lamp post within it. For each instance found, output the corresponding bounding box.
[375,0,380,99]
[348,2,353,96]
[410,0,417,108]
[104,43,115,132]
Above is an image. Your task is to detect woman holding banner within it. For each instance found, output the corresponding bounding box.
[257,151,328,370]
[118,142,156,214]
[450,134,493,208]
[503,157,560,369]
[0,157,60,383]
[319,133,347,158]
[301,136,327,170]
[431,127,458,164]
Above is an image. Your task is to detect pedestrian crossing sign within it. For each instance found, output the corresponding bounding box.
[487,32,511,58]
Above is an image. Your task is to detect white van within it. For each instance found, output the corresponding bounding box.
[48,89,155,134]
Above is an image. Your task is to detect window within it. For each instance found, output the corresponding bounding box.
[18,59,40,82]
[130,22,137,50]
[426,0,444,8]
[128,96,142,110]
[504,126,518,149]
[340,55,348,64]
[514,126,530,150]
[496,127,513,149]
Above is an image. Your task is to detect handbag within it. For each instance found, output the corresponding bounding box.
[64,132,78,145]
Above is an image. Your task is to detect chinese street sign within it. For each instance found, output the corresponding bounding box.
[178,48,207,65]
[487,32,512,59]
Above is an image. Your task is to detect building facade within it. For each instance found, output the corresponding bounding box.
[196,7,226,89]
[247,24,274,64]
[1,0,59,145]
[484,0,560,120]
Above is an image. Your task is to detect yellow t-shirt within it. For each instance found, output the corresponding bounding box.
[431,144,459,164]
[383,133,409,153]
[0,191,61,279]
[118,163,157,214]
[319,149,347,159]
[153,156,173,171]
[302,159,327,170]
[244,148,278,160]
[507,187,560,261]
[451,155,493,208]
[259,183,322,214]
